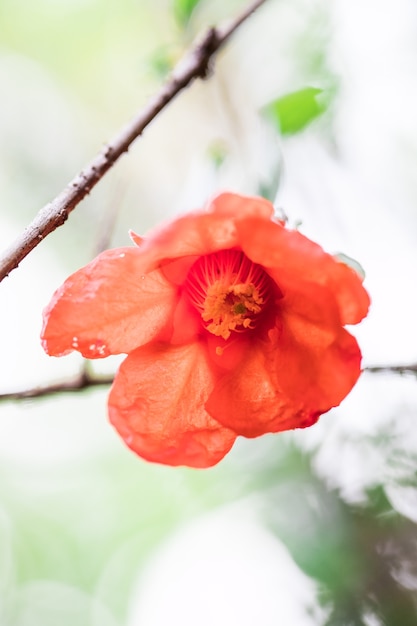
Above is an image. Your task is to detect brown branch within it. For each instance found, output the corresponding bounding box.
[0,0,269,283]
[364,364,417,376]
[1,362,417,403]
[0,368,114,402]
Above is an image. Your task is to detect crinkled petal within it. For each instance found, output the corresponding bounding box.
[206,341,317,437]
[41,247,177,358]
[236,217,370,325]
[170,292,202,344]
[270,285,362,411]
[136,194,276,280]
[140,213,241,271]
[160,256,199,286]
[207,284,362,437]
[208,192,275,219]
[108,342,236,468]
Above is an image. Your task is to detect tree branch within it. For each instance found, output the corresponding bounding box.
[364,364,417,376]
[0,0,269,283]
[1,363,417,403]
[0,368,113,402]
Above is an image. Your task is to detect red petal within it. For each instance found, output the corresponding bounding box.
[41,247,177,358]
[206,341,317,437]
[108,342,236,468]
[170,292,202,344]
[208,192,274,219]
[207,284,362,437]
[160,256,199,286]
[236,218,370,325]
[129,230,144,246]
[136,194,276,281]
[271,285,362,411]
[140,213,241,271]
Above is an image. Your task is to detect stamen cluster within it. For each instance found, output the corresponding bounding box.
[184,249,271,339]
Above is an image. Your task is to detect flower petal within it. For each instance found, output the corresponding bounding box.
[170,292,202,344]
[208,192,275,219]
[236,217,370,325]
[137,194,276,281]
[41,247,177,358]
[207,284,362,437]
[206,340,317,437]
[108,342,236,468]
[271,285,362,411]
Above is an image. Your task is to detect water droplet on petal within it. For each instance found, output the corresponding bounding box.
[85,339,109,358]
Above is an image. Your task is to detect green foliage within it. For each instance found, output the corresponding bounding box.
[250,444,417,626]
[263,87,328,136]
[207,140,229,170]
[148,46,176,79]
[173,0,202,27]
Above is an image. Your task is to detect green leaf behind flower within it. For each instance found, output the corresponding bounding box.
[263,86,328,136]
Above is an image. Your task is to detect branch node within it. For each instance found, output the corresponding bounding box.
[196,27,221,78]
[104,145,114,159]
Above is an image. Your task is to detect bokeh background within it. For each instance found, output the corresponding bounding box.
[1,0,417,624]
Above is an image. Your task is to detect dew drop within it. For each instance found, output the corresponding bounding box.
[86,339,109,358]
[97,344,107,356]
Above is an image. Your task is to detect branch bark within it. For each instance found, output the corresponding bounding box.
[1,363,416,403]
[364,364,417,375]
[0,0,268,283]
[0,368,113,402]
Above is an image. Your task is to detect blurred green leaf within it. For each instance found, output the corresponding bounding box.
[251,444,417,626]
[207,140,229,170]
[263,87,327,135]
[173,0,201,27]
[148,46,175,79]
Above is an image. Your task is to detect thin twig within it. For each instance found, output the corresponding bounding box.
[364,364,417,376]
[0,0,268,283]
[0,369,113,402]
[1,363,417,403]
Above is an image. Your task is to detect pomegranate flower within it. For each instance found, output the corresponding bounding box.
[41,193,370,468]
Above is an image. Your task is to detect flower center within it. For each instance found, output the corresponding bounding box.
[184,249,272,340]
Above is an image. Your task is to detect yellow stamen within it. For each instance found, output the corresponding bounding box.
[184,249,273,341]
[202,280,263,340]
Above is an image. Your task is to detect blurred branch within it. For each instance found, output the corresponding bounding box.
[0,366,113,402]
[364,364,417,376]
[2,362,417,403]
[0,0,268,283]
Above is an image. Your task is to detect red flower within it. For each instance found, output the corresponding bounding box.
[41,193,370,468]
